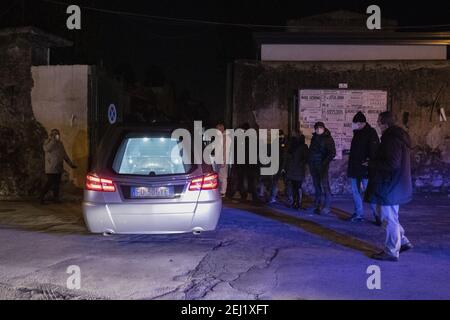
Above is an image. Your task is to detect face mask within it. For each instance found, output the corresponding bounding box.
[316,128,324,135]
[351,123,359,130]
[55,134,60,140]
[378,121,387,132]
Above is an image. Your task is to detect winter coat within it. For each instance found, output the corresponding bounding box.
[308,128,336,169]
[364,125,412,205]
[268,138,287,176]
[43,139,74,174]
[284,138,309,182]
[347,123,380,178]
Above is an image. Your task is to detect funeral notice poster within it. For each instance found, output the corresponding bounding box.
[298,89,387,160]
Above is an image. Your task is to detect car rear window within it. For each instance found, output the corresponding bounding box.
[112,136,192,176]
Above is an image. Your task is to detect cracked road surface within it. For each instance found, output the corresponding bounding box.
[1,195,450,299]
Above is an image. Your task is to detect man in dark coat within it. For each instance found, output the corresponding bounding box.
[365,111,414,261]
[40,129,77,204]
[347,111,381,224]
[284,134,309,210]
[309,122,336,215]
[227,123,259,202]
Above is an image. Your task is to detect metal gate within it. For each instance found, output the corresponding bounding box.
[87,66,125,169]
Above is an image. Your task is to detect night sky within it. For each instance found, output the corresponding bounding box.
[1,0,450,122]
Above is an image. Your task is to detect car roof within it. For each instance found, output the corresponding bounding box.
[109,121,195,131]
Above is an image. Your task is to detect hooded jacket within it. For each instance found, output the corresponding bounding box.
[364,125,412,205]
[347,123,380,178]
[284,136,309,182]
[308,128,336,168]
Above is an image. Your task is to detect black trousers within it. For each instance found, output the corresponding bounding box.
[228,165,259,200]
[40,173,62,200]
[310,165,332,209]
[290,180,303,205]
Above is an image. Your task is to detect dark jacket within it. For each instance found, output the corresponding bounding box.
[273,141,287,176]
[347,123,380,178]
[364,125,412,205]
[308,128,336,168]
[284,136,309,182]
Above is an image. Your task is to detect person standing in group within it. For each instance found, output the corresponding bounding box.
[268,130,287,204]
[347,111,381,225]
[213,122,230,198]
[284,134,309,210]
[227,122,259,202]
[365,111,414,262]
[39,129,77,204]
[308,122,336,215]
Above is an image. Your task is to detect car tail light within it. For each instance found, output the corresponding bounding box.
[189,173,218,191]
[85,173,116,192]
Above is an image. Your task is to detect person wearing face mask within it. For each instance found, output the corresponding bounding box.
[365,111,413,262]
[347,111,381,224]
[39,129,77,204]
[308,122,336,215]
[212,122,230,198]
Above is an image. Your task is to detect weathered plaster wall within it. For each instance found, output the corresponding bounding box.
[232,60,450,194]
[0,34,47,199]
[31,65,89,188]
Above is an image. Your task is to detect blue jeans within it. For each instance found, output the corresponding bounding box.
[380,205,410,258]
[350,178,378,219]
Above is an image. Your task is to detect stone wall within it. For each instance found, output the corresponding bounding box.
[0,34,47,199]
[232,60,450,194]
[31,65,90,188]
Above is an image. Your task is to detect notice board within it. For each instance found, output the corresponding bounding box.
[298,89,387,160]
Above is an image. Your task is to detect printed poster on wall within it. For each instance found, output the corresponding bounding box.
[298,89,387,160]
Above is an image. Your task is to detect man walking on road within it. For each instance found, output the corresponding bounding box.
[213,122,230,198]
[347,111,381,224]
[365,111,414,261]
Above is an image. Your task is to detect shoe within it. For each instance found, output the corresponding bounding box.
[313,207,321,215]
[350,215,364,222]
[400,242,413,253]
[371,251,398,262]
[373,216,382,226]
[268,198,277,204]
[320,208,331,215]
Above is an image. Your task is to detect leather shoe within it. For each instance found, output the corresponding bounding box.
[371,251,398,262]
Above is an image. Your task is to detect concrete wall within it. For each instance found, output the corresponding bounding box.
[261,44,447,61]
[31,65,89,188]
[232,59,450,194]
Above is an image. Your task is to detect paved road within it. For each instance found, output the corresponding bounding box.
[0,195,449,299]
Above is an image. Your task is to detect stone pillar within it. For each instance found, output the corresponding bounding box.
[0,27,71,199]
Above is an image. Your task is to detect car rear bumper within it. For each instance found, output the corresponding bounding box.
[82,199,222,234]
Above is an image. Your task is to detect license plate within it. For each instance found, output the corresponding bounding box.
[130,186,174,198]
